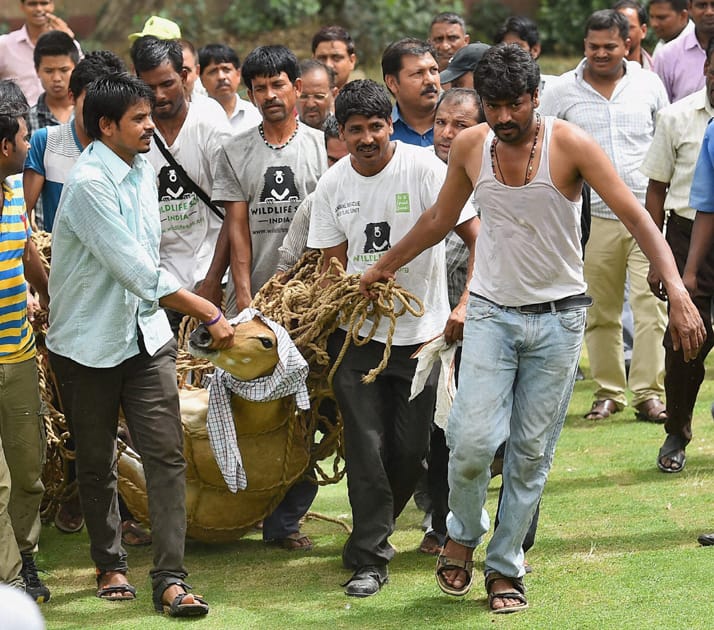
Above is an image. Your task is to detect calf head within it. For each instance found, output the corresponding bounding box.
[189,317,278,380]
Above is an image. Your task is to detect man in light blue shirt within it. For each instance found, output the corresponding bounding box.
[46,72,233,617]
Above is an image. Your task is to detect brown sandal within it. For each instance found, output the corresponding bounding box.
[121,520,152,546]
[266,531,313,551]
[635,398,667,424]
[584,399,619,421]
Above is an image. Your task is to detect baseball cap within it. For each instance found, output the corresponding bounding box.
[128,16,181,42]
[440,42,491,85]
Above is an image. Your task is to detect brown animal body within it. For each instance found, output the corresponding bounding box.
[117,318,311,543]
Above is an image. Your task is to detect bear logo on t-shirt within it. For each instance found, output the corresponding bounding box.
[364,222,391,253]
[157,165,188,201]
[259,166,300,203]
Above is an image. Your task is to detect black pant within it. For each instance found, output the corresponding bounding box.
[262,479,318,540]
[50,339,188,590]
[663,214,714,445]
[328,330,434,569]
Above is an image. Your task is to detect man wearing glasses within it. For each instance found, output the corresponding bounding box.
[296,59,338,130]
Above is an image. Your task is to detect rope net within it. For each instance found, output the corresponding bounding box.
[31,233,423,526]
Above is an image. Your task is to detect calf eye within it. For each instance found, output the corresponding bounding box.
[259,337,274,349]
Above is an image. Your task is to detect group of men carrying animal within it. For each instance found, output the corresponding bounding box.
[0,16,708,623]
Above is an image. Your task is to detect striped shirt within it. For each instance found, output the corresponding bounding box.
[24,119,83,231]
[0,177,34,363]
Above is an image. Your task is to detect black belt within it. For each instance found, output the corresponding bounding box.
[470,292,593,314]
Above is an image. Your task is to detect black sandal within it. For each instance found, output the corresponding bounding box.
[485,572,528,614]
[657,434,687,473]
[95,569,136,601]
[153,577,209,617]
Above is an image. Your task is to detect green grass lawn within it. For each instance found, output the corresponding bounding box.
[37,358,714,629]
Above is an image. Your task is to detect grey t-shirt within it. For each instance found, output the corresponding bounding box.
[212,122,327,297]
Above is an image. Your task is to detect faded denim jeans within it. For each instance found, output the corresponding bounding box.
[445,294,585,578]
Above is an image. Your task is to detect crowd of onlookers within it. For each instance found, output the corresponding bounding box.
[1,0,713,622]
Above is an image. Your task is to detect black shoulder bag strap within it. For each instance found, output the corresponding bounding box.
[152,133,225,221]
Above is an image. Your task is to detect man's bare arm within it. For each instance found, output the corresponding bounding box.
[195,220,230,307]
[222,200,253,312]
[23,239,49,308]
[443,216,479,344]
[318,242,348,288]
[569,128,705,360]
[23,169,45,230]
[644,178,669,299]
[682,211,714,297]
[159,289,234,349]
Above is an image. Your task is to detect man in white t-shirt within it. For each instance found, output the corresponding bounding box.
[198,43,261,133]
[358,44,703,614]
[131,36,232,333]
[307,79,477,598]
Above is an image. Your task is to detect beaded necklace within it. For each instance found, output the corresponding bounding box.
[258,120,299,150]
[490,113,541,186]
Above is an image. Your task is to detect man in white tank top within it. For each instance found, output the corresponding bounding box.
[359,44,704,614]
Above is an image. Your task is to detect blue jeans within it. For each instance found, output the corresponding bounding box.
[445,295,585,578]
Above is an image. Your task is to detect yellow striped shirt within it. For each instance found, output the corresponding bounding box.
[0,177,35,363]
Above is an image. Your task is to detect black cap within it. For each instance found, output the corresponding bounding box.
[440,42,491,84]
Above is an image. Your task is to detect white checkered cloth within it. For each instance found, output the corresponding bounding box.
[206,308,310,492]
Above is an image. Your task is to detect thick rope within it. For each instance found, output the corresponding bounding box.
[252,250,424,484]
[31,231,423,518]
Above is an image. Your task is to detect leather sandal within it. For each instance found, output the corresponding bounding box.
[419,531,445,555]
[635,398,667,423]
[54,499,84,534]
[121,520,151,546]
[265,531,313,551]
[584,399,620,421]
[95,569,136,601]
[153,577,209,617]
[485,572,528,614]
[435,537,474,596]
[657,434,686,473]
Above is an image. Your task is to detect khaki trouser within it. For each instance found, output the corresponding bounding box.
[0,359,45,585]
[584,217,667,408]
